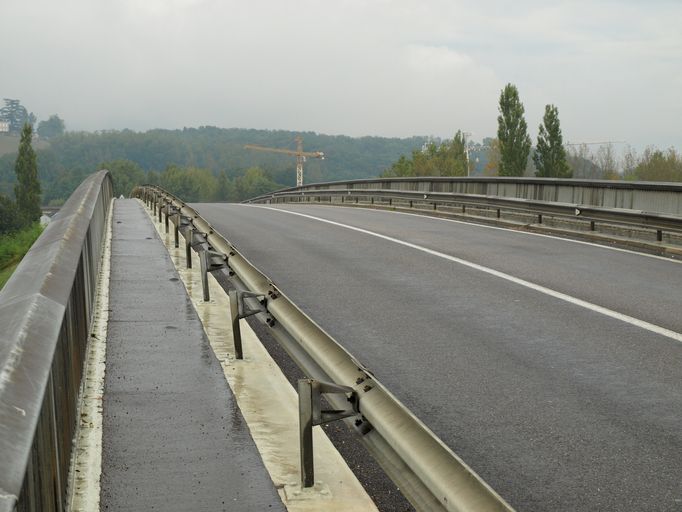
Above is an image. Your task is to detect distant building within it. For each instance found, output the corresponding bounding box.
[0,121,9,133]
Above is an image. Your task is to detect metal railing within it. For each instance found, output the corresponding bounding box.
[0,170,113,512]
[134,185,515,512]
[246,183,682,243]
[250,176,682,215]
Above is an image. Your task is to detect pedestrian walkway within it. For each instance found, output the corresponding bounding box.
[100,199,284,511]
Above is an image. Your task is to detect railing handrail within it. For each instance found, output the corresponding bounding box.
[0,170,113,512]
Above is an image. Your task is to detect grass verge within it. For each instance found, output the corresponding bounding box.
[0,223,44,291]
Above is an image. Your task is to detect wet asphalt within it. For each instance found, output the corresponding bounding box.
[100,200,284,512]
[193,202,682,512]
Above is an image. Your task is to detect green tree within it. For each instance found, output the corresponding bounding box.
[37,115,66,139]
[14,124,41,225]
[533,104,571,178]
[382,131,469,177]
[234,167,280,200]
[0,194,21,234]
[158,165,218,201]
[101,159,145,197]
[382,155,414,177]
[497,84,531,176]
[632,147,682,182]
[216,170,235,201]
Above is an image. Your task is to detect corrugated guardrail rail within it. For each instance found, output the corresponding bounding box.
[246,178,682,243]
[0,170,113,512]
[133,185,515,512]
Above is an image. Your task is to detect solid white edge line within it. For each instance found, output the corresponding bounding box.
[268,202,682,265]
[245,204,682,344]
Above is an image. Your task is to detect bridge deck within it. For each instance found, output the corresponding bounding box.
[100,199,283,511]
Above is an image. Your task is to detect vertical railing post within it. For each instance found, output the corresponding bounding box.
[174,213,180,248]
[228,290,244,360]
[298,379,315,488]
[200,249,210,302]
[185,227,193,269]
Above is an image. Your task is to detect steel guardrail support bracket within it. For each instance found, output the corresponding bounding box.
[298,379,359,488]
[199,249,228,302]
[227,289,272,359]
[174,212,192,249]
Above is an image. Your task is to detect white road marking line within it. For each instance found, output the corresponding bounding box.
[248,204,682,344]
[276,203,682,265]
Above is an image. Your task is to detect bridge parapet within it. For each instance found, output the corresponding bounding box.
[0,170,113,512]
[260,177,682,215]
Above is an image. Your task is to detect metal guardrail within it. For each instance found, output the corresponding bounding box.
[0,170,113,512]
[133,185,515,512]
[250,176,682,215]
[247,186,682,242]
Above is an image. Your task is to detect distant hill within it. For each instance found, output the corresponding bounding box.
[0,133,49,157]
[0,127,427,203]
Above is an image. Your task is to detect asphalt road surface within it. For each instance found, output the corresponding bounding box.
[193,202,682,512]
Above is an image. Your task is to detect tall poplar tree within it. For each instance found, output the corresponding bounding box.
[497,84,531,176]
[533,104,571,178]
[14,123,42,225]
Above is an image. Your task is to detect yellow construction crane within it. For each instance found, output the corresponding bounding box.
[244,136,324,187]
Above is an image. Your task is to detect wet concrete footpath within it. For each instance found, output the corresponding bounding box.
[100,199,285,511]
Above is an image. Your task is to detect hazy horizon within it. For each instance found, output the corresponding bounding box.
[2,0,680,151]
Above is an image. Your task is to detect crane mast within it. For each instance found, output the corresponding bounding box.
[244,136,324,187]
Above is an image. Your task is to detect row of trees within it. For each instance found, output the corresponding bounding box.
[491,83,572,177]
[0,124,42,234]
[381,84,573,179]
[104,159,281,202]
[382,131,469,177]
[385,83,681,182]
[0,127,426,205]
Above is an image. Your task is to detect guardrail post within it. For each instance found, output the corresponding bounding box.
[199,248,228,302]
[185,226,193,268]
[228,290,268,360]
[590,220,596,231]
[174,212,180,248]
[538,214,543,224]
[228,289,244,359]
[299,380,314,488]
[297,379,358,488]
[158,199,163,223]
[657,229,663,242]
[200,250,210,301]
[496,208,501,218]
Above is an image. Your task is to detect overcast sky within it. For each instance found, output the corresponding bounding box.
[3,0,681,149]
